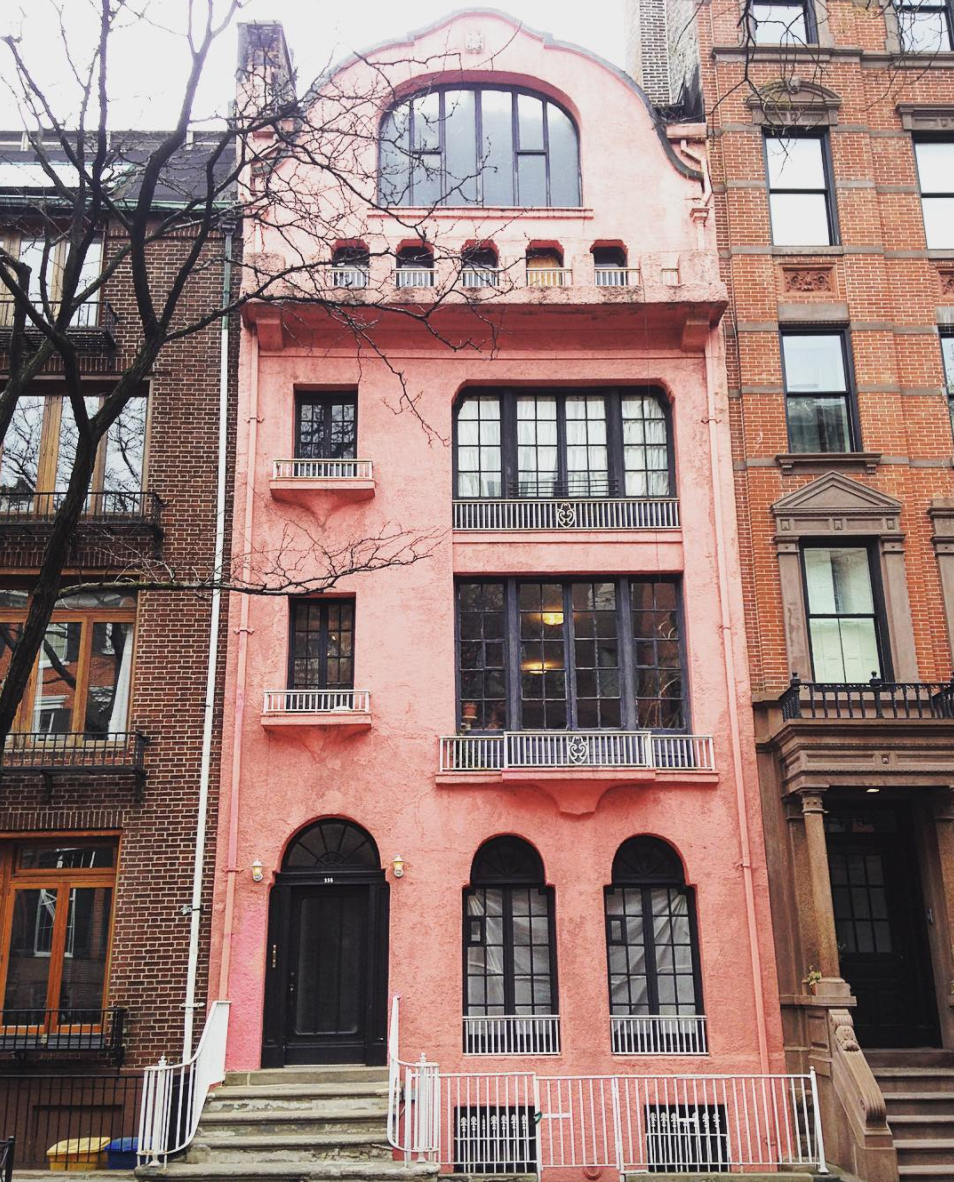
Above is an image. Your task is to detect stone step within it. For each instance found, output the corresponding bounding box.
[197,1105,386,1137]
[868,1050,954,1070]
[872,1068,954,1094]
[623,1175,816,1182]
[210,1081,389,1110]
[892,1116,954,1136]
[896,1141,954,1167]
[899,1166,954,1182]
[187,1132,393,1165]
[226,1066,388,1088]
[886,1093,954,1117]
[134,1162,438,1182]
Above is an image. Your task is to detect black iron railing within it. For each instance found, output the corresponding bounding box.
[0,1072,141,1169]
[0,490,161,531]
[507,476,622,498]
[0,732,147,780]
[0,1008,126,1066]
[0,1136,12,1182]
[781,674,954,720]
[0,297,117,346]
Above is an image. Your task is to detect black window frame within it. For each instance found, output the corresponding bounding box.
[455,576,689,733]
[895,0,954,52]
[749,0,817,45]
[764,129,838,248]
[453,386,675,500]
[914,136,954,251]
[378,85,582,209]
[287,598,356,691]
[605,836,704,1027]
[294,391,358,460]
[779,327,860,453]
[462,836,558,1021]
[799,541,891,682]
[942,329,954,440]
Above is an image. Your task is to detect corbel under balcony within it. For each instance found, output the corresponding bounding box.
[269,459,375,501]
[260,689,372,731]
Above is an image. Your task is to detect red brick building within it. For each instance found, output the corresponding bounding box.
[0,132,236,1165]
[629,0,954,1177]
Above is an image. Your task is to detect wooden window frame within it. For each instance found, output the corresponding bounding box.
[0,837,119,1032]
[0,598,137,736]
[453,387,674,501]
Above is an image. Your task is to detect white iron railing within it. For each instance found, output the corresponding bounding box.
[272,458,373,481]
[387,998,827,1179]
[262,689,370,714]
[461,267,500,288]
[611,1014,708,1056]
[394,267,436,288]
[453,497,679,531]
[331,267,369,289]
[439,732,715,774]
[595,267,641,288]
[138,1000,230,1167]
[464,1015,561,1056]
[527,267,572,287]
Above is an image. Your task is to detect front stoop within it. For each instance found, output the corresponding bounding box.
[869,1048,954,1182]
[133,1064,438,1182]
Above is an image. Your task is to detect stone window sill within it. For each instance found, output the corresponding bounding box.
[771,246,845,257]
[776,451,882,475]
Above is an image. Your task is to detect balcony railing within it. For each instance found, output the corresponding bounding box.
[439,731,715,773]
[272,458,373,481]
[0,731,146,780]
[526,267,572,287]
[0,1007,127,1065]
[595,266,642,287]
[780,674,954,720]
[463,1014,561,1056]
[0,297,118,348]
[394,267,435,289]
[611,1014,708,1056]
[461,267,500,289]
[453,497,679,531]
[331,267,369,289]
[0,489,161,530]
[262,689,370,715]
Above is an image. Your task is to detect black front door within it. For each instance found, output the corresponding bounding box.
[827,805,939,1048]
[263,878,389,1066]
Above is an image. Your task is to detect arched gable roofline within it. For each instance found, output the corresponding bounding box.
[306,8,702,183]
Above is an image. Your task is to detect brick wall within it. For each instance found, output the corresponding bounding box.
[0,221,239,1066]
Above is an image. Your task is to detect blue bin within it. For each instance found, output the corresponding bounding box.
[106,1137,138,1169]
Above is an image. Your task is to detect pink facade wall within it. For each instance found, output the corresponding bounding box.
[210,11,785,1078]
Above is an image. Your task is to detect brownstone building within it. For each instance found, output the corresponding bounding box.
[0,131,235,1165]
[629,1,954,1178]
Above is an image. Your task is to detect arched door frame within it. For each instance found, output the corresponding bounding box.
[262,818,389,1067]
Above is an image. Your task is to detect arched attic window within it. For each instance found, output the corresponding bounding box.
[332,243,370,289]
[592,242,634,288]
[461,243,499,289]
[463,836,559,1053]
[395,242,435,290]
[379,86,581,209]
[606,836,704,1054]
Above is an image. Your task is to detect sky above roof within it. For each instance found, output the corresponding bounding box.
[0,1,626,130]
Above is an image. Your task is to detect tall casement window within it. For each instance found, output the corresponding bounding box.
[379,86,581,208]
[0,589,135,736]
[943,331,954,437]
[750,0,812,44]
[454,389,672,499]
[606,837,703,1054]
[915,140,954,250]
[802,546,885,681]
[765,132,835,247]
[0,234,103,327]
[463,837,558,1052]
[289,600,354,689]
[895,0,954,52]
[295,392,357,460]
[456,578,686,731]
[0,390,147,507]
[0,838,116,1023]
[781,331,856,453]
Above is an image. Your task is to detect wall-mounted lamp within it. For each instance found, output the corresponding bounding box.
[251,859,264,883]
[392,855,405,879]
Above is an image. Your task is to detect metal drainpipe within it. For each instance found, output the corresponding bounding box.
[216,310,259,1004]
[181,224,233,1060]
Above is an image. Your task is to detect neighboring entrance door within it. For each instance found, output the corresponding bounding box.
[827,805,939,1048]
[262,819,389,1067]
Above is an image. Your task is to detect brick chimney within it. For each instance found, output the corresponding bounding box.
[236,22,295,121]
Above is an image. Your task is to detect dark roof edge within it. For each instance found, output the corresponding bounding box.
[302,7,703,183]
